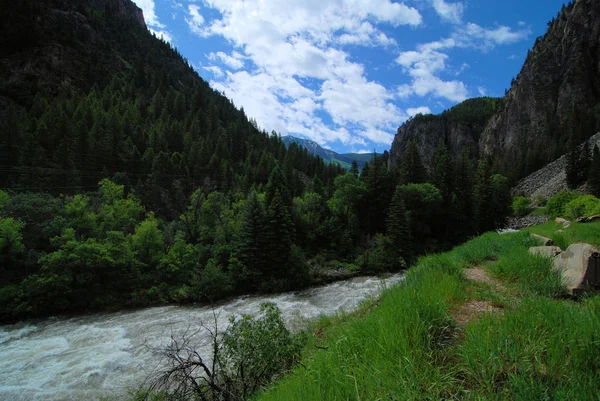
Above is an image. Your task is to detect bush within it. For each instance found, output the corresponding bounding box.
[546,191,581,219]
[535,194,547,207]
[144,303,305,401]
[512,196,532,216]
[564,195,600,220]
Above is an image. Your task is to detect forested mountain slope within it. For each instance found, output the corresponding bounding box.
[0,0,514,323]
[391,0,600,181]
[389,97,502,170]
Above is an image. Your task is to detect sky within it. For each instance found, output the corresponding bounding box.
[132,0,567,154]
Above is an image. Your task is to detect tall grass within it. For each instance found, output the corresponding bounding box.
[459,297,600,400]
[255,229,600,401]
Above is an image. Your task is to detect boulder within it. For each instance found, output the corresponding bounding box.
[555,217,570,225]
[552,244,600,294]
[529,246,562,258]
[532,234,553,246]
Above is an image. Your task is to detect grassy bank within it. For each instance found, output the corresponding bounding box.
[255,228,600,400]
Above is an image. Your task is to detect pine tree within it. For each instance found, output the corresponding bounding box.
[265,167,291,208]
[261,190,295,290]
[400,139,427,184]
[386,187,412,264]
[237,191,264,287]
[349,161,359,177]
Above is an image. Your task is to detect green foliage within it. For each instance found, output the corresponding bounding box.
[327,173,365,220]
[386,187,412,263]
[0,191,9,210]
[357,234,398,273]
[460,297,600,400]
[191,258,232,301]
[399,139,427,185]
[131,214,164,265]
[564,195,600,220]
[0,217,25,255]
[222,303,306,399]
[512,196,533,216]
[535,194,547,207]
[546,191,581,218]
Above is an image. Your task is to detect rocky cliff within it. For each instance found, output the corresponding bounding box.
[0,0,147,109]
[480,0,600,177]
[390,0,600,180]
[389,98,502,169]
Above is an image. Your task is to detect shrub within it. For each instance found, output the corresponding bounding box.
[564,195,600,220]
[512,196,532,216]
[535,194,546,207]
[546,191,581,219]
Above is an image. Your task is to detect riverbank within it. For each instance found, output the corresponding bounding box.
[0,273,403,401]
[255,223,600,400]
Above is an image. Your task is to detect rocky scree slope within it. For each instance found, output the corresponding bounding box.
[513,132,600,199]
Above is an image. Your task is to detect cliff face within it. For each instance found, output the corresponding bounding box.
[389,98,502,169]
[0,0,147,108]
[479,0,600,174]
[390,0,600,179]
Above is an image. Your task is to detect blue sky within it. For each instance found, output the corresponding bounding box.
[132,0,567,154]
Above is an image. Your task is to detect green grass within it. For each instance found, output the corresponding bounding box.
[255,229,600,401]
[528,220,600,249]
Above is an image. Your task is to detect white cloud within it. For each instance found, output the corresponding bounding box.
[208,51,244,70]
[150,28,173,43]
[477,86,487,96]
[396,21,528,102]
[132,0,164,27]
[186,5,205,35]
[203,65,224,77]
[456,23,530,48]
[192,0,421,146]
[407,106,432,116]
[432,0,464,24]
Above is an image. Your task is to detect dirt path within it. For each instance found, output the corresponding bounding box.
[453,268,505,327]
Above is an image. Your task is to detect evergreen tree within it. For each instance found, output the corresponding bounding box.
[386,187,412,264]
[265,167,291,208]
[237,191,264,288]
[349,161,359,177]
[400,139,427,184]
[261,190,295,290]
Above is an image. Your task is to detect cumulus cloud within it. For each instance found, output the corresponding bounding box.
[132,0,164,27]
[407,106,432,116]
[189,0,421,146]
[150,28,173,43]
[396,20,529,102]
[432,0,464,24]
[208,51,245,70]
[186,4,205,35]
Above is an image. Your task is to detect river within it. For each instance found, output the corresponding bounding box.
[0,273,404,401]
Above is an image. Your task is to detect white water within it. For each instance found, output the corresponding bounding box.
[0,274,403,401]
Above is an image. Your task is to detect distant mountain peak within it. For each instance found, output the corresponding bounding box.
[282,135,381,169]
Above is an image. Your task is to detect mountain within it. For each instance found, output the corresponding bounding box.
[0,0,344,202]
[390,0,600,181]
[389,97,502,169]
[282,135,380,169]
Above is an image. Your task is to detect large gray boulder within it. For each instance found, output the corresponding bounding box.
[553,244,600,294]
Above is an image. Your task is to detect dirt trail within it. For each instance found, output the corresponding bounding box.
[453,268,505,326]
